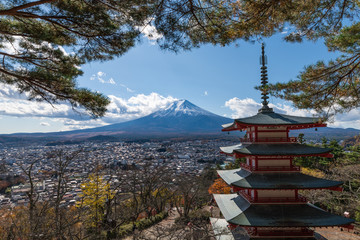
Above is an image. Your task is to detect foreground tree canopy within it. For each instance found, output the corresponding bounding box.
[1,0,359,117]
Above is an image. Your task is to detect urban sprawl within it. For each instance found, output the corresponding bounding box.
[0,140,235,208]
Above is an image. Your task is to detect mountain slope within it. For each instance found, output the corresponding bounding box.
[2,99,359,143]
[2,100,232,141]
[80,100,232,135]
[291,127,360,141]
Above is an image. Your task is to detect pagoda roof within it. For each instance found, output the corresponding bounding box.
[210,218,318,240]
[214,194,354,227]
[222,112,326,131]
[220,143,331,157]
[217,168,342,189]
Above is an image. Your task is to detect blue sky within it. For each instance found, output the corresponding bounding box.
[79,35,335,109]
[0,32,357,134]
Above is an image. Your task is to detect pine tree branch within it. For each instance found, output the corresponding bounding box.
[0,0,56,16]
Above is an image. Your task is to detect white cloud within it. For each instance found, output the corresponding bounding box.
[224,97,317,119]
[224,97,261,118]
[224,97,360,129]
[0,83,178,130]
[1,36,21,55]
[281,27,289,35]
[0,83,29,100]
[40,122,50,126]
[136,18,163,44]
[109,78,116,85]
[204,91,208,96]
[1,36,70,57]
[106,93,177,121]
[58,118,107,131]
[91,72,135,90]
[91,71,116,85]
[119,84,134,93]
[272,102,317,117]
[97,71,105,77]
[58,93,178,130]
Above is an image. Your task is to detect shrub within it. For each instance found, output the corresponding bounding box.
[118,212,168,237]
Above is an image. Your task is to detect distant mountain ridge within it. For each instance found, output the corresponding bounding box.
[291,127,360,141]
[0,99,359,145]
[86,99,231,135]
[1,100,232,142]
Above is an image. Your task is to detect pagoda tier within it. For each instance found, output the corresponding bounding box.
[222,111,326,132]
[220,143,333,158]
[217,168,342,190]
[214,194,354,228]
[210,218,319,240]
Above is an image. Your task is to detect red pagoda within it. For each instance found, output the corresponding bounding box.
[213,44,354,239]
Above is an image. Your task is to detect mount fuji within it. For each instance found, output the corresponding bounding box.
[2,100,233,142]
[2,100,360,145]
[76,99,232,137]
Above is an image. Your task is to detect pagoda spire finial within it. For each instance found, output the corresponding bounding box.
[258,43,273,113]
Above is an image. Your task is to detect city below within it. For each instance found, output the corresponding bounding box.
[0,139,235,208]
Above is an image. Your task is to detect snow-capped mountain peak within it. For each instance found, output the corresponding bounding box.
[151,99,215,117]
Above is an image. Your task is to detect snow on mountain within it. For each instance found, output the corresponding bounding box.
[2,99,360,143]
[150,99,217,118]
[5,99,233,139]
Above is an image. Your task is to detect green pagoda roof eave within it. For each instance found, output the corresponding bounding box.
[222,112,326,131]
[217,168,343,189]
[229,203,355,227]
[214,194,354,228]
[220,143,332,157]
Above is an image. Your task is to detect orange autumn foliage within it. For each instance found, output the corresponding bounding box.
[208,178,231,194]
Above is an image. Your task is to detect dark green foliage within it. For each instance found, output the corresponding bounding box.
[296,136,360,225]
[301,163,360,225]
[175,209,210,225]
[224,157,245,170]
[201,166,217,180]
[295,137,344,171]
[0,0,158,117]
[3,1,360,116]
[298,133,305,144]
[118,212,168,237]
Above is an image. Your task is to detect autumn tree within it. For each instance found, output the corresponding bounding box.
[208,178,231,194]
[172,173,213,219]
[78,172,115,235]
[119,164,174,226]
[301,164,360,223]
[17,158,49,239]
[0,150,86,240]
[45,149,84,239]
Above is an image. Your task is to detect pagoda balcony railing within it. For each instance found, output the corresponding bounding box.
[237,189,252,202]
[238,190,307,203]
[256,229,314,237]
[240,137,297,143]
[244,227,314,237]
[240,163,300,172]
